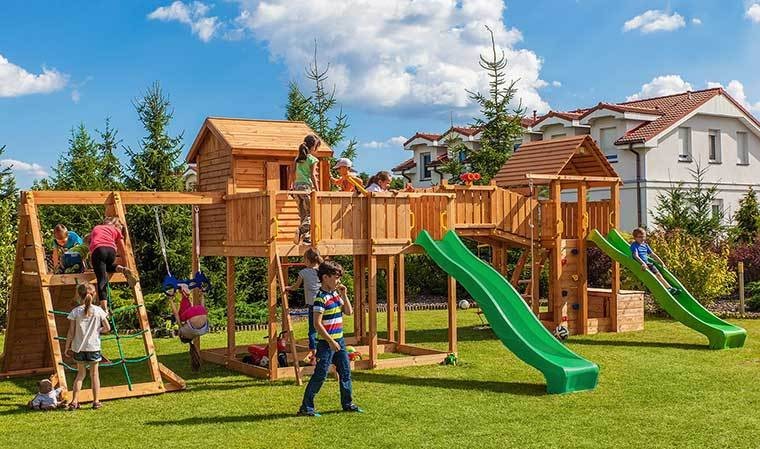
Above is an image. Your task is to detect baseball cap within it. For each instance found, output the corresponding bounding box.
[333,158,353,170]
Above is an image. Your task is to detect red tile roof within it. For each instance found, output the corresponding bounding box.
[403,132,442,146]
[449,126,481,137]
[530,110,589,127]
[392,158,416,172]
[579,102,664,118]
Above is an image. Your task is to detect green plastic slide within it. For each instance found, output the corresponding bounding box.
[589,228,746,349]
[415,230,598,394]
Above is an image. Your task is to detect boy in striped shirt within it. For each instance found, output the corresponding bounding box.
[298,260,362,416]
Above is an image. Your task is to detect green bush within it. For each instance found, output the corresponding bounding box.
[745,281,760,312]
[648,230,736,306]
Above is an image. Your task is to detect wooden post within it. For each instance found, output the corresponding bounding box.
[191,205,202,351]
[510,250,529,288]
[368,255,378,368]
[739,261,745,318]
[577,183,588,334]
[226,257,236,360]
[353,255,364,342]
[397,254,406,346]
[386,255,395,342]
[531,252,542,314]
[265,161,280,191]
[447,276,457,354]
[267,192,279,380]
[550,180,563,326]
[610,183,620,331]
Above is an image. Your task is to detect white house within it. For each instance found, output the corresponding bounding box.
[394,88,760,231]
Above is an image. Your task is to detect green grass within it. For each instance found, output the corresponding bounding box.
[1,310,759,449]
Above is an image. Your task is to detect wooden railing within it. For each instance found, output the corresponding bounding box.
[408,193,455,241]
[225,192,271,246]
[550,200,612,239]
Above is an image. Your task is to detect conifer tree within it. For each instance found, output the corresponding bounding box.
[285,81,314,124]
[438,130,469,183]
[0,145,17,326]
[734,187,760,243]
[96,117,124,190]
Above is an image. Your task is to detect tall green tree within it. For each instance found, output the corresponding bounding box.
[0,146,18,327]
[96,117,124,190]
[438,131,469,184]
[463,26,526,183]
[124,82,190,291]
[733,187,760,243]
[285,81,313,123]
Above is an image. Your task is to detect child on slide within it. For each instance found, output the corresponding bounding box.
[168,283,209,371]
[630,228,679,294]
[285,248,323,365]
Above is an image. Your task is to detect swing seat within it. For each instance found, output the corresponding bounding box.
[163,271,211,295]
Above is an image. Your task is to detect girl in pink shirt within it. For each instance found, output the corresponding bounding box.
[89,217,137,313]
[169,284,209,371]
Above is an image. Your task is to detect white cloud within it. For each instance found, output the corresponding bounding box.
[232,0,551,114]
[692,18,702,25]
[148,1,219,42]
[0,54,68,97]
[71,89,81,103]
[361,136,408,149]
[747,3,760,23]
[626,75,692,101]
[623,10,686,33]
[706,80,760,112]
[0,159,48,178]
[551,80,562,87]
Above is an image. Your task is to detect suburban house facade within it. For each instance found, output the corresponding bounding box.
[393,88,760,230]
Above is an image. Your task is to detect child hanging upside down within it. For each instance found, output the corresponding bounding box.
[168,284,209,371]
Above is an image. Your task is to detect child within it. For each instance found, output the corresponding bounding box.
[90,217,138,313]
[298,260,362,417]
[52,224,84,273]
[285,248,323,365]
[330,158,364,193]
[630,228,679,294]
[168,284,209,371]
[365,170,414,193]
[291,134,321,245]
[27,379,65,410]
[64,283,110,410]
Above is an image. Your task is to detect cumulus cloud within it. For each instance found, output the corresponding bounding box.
[361,136,408,149]
[747,3,760,23]
[148,1,219,42]
[0,54,68,97]
[707,80,760,112]
[551,80,562,87]
[623,10,686,33]
[0,159,49,178]
[626,75,692,101]
[692,18,702,25]
[232,0,550,114]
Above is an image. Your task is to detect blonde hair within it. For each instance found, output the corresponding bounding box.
[76,283,97,317]
[632,227,646,238]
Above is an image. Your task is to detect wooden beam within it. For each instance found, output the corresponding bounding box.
[386,255,395,342]
[610,183,621,331]
[267,190,279,380]
[577,182,588,335]
[353,255,364,341]
[29,190,223,205]
[40,272,127,287]
[368,255,378,368]
[275,256,302,385]
[525,174,621,183]
[397,254,406,346]
[447,276,457,354]
[549,181,563,326]
[510,250,529,288]
[226,256,236,359]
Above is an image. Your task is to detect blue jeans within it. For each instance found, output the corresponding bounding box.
[307,305,317,351]
[300,338,353,413]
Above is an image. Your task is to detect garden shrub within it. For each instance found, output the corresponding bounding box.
[729,239,760,284]
[745,281,760,312]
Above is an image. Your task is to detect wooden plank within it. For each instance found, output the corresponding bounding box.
[447,275,457,354]
[226,256,236,358]
[158,363,187,390]
[275,256,302,385]
[267,192,279,380]
[577,183,588,335]
[549,181,563,327]
[386,255,395,343]
[525,173,620,183]
[610,183,620,332]
[30,191,224,205]
[41,272,127,287]
[397,254,406,346]
[368,255,378,368]
[510,250,529,288]
[62,381,174,404]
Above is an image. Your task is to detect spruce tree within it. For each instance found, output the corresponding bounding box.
[96,117,124,190]
[125,82,190,291]
[285,81,314,123]
[464,26,525,183]
[438,130,469,183]
[305,41,350,149]
[0,145,17,327]
[734,187,760,243]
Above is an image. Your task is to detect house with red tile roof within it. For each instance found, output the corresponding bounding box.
[525,87,760,229]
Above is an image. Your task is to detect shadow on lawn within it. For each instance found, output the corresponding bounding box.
[398,326,497,345]
[568,338,704,350]
[146,410,342,426]
[351,371,545,396]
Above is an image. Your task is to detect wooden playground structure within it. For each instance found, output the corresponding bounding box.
[0,118,644,399]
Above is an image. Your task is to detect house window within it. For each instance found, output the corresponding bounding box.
[678,127,691,161]
[420,152,432,180]
[737,131,749,165]
[708,129,721,163]
[458,150,467,162]
[712,199,724,219]
[551,133,566,139]
[599,126,618,164]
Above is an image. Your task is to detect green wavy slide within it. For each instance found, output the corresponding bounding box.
[415,230,598,394]
[589,228,746,349]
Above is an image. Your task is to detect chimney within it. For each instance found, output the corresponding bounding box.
[532,110,537,122]
[687,90,692,100]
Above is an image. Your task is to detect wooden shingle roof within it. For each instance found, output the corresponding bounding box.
[493,135,618,187]
[186,117,334,162]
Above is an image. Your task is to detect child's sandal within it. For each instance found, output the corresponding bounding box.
[67,401,80,411]
[92,401,102,410]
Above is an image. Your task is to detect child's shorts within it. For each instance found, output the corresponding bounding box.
[646,263,660,275]
[73,351,102,362]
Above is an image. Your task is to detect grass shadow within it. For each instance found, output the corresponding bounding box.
[400,326,498,345]
[145,410,342,426]
[568,338,705,350]
[351,371,545,396]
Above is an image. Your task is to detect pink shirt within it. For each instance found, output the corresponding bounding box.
[89,224,123,253]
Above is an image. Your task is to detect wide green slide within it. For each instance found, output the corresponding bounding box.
[416,230,598,394]
[589,228,746,349]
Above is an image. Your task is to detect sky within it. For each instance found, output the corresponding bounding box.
[2,0,760,188]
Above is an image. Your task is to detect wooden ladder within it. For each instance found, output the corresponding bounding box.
[275,256,302,385]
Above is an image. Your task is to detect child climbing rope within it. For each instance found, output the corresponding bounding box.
[285,248,323,365]
[168,283,209,371]
[89,217,138,313]
[291,134,321,245]
[64,283,110,410]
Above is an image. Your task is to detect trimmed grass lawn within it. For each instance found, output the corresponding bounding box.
[1,310,759,449]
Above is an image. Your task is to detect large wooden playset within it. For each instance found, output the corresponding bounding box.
[0,118,643,398]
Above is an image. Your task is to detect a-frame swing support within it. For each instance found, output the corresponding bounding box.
[0,191,221,402]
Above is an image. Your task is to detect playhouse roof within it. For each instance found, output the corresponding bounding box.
[186,117,334,162]
[493,135,618,187]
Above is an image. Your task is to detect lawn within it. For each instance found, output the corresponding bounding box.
[1,310,758,449]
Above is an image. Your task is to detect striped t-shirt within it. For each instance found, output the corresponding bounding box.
[313,289,344,340]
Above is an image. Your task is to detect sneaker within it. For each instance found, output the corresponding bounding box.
[120,267,138,287]
[301,355,316,366]
[343,404,363,413]
[297,409,321,417]
[302,237,312,245]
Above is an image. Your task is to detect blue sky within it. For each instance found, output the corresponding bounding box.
[2,0,760,188]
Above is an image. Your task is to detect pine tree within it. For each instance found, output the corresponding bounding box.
[305,41,350,149]
[0,146,18,327]
[686,162,723,239]
[125,82,190,291]
[653,182,691,231]
[464,26,525,183]
[96,117,124,190]
[437,131,469,183]
[734,187,760,243]
[285,81,314,124]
